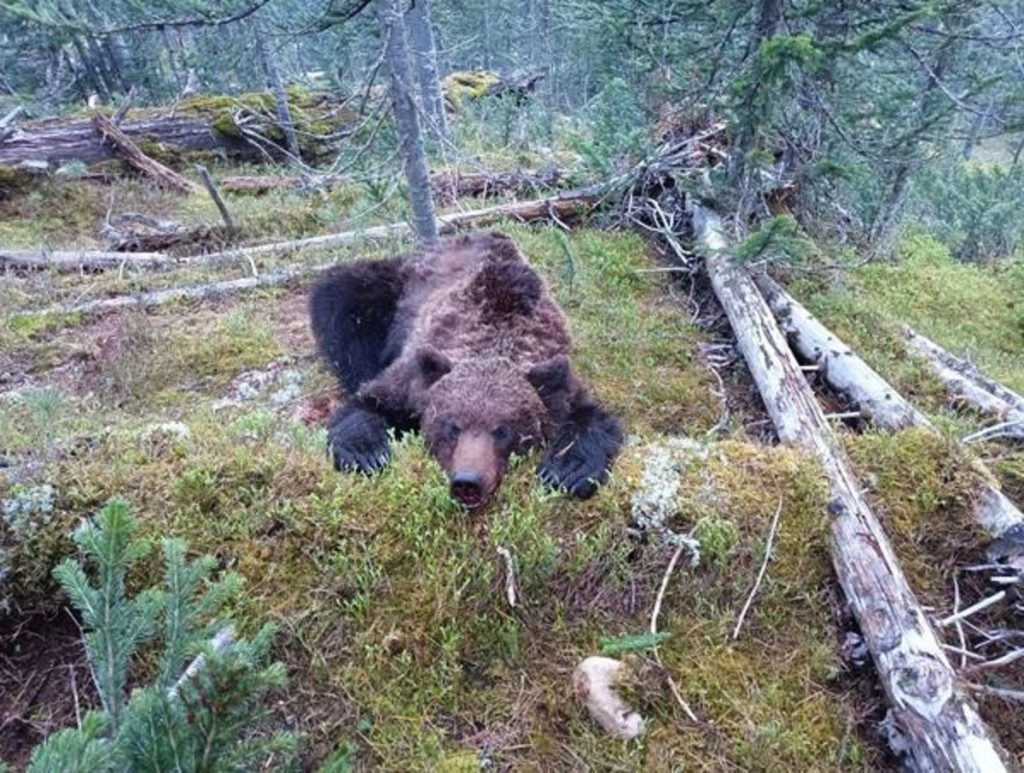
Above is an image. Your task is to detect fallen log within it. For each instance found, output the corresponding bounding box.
[15,190,598,315]
[754,272,1024,539]
[903,326,1024,432]
[694,202,1009,771]
[0,91,356,169]
[3,189,598,276]
[220,175,303,194]
[14,264,322,317]
[430,167,564,203]
[187,190,596,268]
[1,248,170,272]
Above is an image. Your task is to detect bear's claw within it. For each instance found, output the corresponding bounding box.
[327,405,392,474]
[537,451,608,500]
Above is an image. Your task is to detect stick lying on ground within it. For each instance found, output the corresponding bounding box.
[2,189,598,276]
[1,248,170,272]
[754,273,1024,540]
[902,325,1024,442]
[15,191,598,317]
[694,202,1009,772]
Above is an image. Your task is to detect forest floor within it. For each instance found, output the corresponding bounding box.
[1,170,1022,770]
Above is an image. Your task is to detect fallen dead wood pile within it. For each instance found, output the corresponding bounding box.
[694,202,1010,771]
[754,273,1024,540]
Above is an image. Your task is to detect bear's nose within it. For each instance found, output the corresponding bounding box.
[451,471,486,509]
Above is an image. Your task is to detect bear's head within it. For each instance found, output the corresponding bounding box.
[411,348,572,509]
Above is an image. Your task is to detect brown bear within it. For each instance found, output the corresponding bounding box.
[309,230,623,509]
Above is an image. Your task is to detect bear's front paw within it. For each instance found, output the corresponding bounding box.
[328,406,391,473]
[537,441,610,499]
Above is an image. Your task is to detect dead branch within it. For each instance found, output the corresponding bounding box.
[694,202,1010,771]
[732,495,783,640]
[754,273,1024,539]
[196,165,236,232]
[92,113,197,194]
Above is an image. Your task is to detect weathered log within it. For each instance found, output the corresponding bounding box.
[694,202,1009,772]
[754,272,1024,539]
[903,326,1024,425]
[4,189,597,275]
[1,248,170,272]
[0,92,355,168]
[92,114,197,194]
[219,175,303,193]
[430,167,564,203]
[16,190,598,314]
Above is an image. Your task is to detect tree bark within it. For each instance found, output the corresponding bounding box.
[694,202,1009,772]
[252,16,302,164]
[378,0,438,243]
[755,272,1024,538]
[406,0,448,141]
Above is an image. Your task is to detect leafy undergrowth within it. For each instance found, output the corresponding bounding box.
[2,224,1017,769]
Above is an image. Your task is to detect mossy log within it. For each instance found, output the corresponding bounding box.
[754,272,1024,540]
[694,202,1010,771]
[0,91,357,169]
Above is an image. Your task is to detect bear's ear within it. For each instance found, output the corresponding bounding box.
[526,355,571,400]
[417,347,453,388]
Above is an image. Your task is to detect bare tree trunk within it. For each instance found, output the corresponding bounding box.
[253,16,302,165]
[755,273,1024,539]
[406,0,448,141]
[378,0,438,243]
[694,203,1010,771]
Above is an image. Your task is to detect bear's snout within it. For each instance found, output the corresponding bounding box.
[449,431,502,509]
[451,470,487,509]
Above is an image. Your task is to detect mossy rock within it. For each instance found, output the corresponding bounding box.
[442,70,502,109]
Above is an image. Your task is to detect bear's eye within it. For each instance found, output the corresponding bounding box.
[444,421,461,440]
[492,426,513,445]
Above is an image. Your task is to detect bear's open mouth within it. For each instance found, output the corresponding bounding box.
[450,471,494,510]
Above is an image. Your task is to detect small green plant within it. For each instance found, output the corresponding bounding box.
[26,499,295,772]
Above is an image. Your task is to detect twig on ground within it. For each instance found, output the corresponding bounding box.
[68,663,81,728]
[937,591,1007,628]
[650,542,687,636]
[648,542,699,723]
[732,495,784,640]
[953,575,969,669]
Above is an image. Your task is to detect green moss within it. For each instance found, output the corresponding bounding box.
[844,428,988,600]
[790,234,1024,421]
[1,227,888,769]
[442,70,501,108]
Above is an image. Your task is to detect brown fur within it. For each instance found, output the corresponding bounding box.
[360,232,570,500]
[311,230,623,507]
